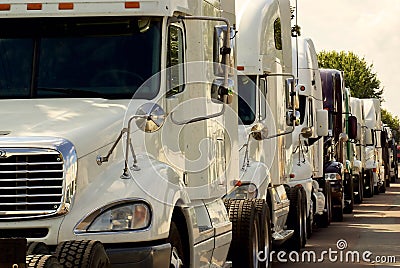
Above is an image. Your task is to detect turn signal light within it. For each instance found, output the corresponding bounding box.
[27,3,42,10]
[59,3,74,10]
[0,4,10,10]
[125,1,140,8]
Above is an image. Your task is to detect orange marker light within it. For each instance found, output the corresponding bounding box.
[125,1,140,8]
[27,3,42,10]
[300,85,306,91]
[234,180,242,187]
[0,4,10,10]
[59,3,74,10]
[237,66,245,71]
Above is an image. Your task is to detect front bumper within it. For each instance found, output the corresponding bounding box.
[107,243,171,268]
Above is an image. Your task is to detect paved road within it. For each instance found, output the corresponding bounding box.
[273,181,400,267]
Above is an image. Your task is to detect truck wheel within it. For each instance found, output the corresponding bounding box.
[386,177,391,187]
[332,206,343,221]
[251,199,272,268]
[317,182,331,228]
[331,190,343,222]
[363,170,373,198]
[55,240,110,268]
[344,176,354,214]
[227,199,260,268]
[300,187,308,247]
[168,221,185,268]
[223,198,235,212]
[26,255,62,268]
[374,185,380,195]
[27,242,50,255]
[379,182,386,193]
[354,174,363,204]
[284,186,304,252]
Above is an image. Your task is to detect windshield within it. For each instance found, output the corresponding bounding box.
[0,17,161,99]
[238,75,257,125]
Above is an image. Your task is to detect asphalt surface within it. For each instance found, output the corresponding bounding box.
[273,180,400,267]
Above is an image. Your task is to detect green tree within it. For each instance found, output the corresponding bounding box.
[318,51,383,100]
[318,50,400,142]
[382,109,400,142]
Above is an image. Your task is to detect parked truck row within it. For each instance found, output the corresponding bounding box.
[0,0,397,267]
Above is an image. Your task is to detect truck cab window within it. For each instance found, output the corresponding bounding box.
[0,17,162,99]
[308,99,314,127]
[166,24,184,97]
[238,75,257,125]
[274,18,282,50]
[259,78,267,120]
[298,95,306,124]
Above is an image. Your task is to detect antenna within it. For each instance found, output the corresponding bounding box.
[295,0,299,78]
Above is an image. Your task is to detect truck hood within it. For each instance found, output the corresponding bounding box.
[0,98,135,158]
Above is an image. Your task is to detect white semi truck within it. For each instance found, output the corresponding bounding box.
[289,36,328,236]
[228,0,310,259]
[363,98,385,194]
[350,97,367,203]
[0,0,261,267]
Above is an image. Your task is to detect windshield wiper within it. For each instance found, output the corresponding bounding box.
[37,87,105,98]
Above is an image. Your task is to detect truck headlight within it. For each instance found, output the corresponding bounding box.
[74,201,151,233]
[325,173,341,180]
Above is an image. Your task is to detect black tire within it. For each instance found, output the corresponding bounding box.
[363,170,374,198]
[374,185,380,195]
[391,175,396,183]
[306,215,312,239]
[299,187,308,247]
[223,198,235,212]
[386,176,391,187]
[227,199,260,268]
[317,181,331,228]
[55,240,110,268]
[284,186,305,252]
[354,174,363,204]
[168,221,185,268]
[343,175,354,214]
[332,206,343,221]
[379,181,386,193]
[251,199,272,268]
[26,255,62,268]
[331,184,344,222]
[27,242,51,255]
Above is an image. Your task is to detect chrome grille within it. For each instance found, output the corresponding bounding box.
[0,148,64,218]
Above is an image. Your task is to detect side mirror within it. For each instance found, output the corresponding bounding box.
[381,130,388,147]
[286,110,300,126]
[356,123,362,141]
[251,123,269,141]
[213,25,235,77]
[285,78,299,109]
[365,128,374,145]
[316,109,329,137]
[348,115,358,140]
[301,127,313,138]
[211,78,234,104]
[135,103,166,133]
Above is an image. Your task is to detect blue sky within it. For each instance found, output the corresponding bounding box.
[294,0,400,118]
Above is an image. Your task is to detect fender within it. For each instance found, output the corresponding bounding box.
[324,161,343,175]
[239,160,271,199]
[59,154,190,244]
[352,159,362,175]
